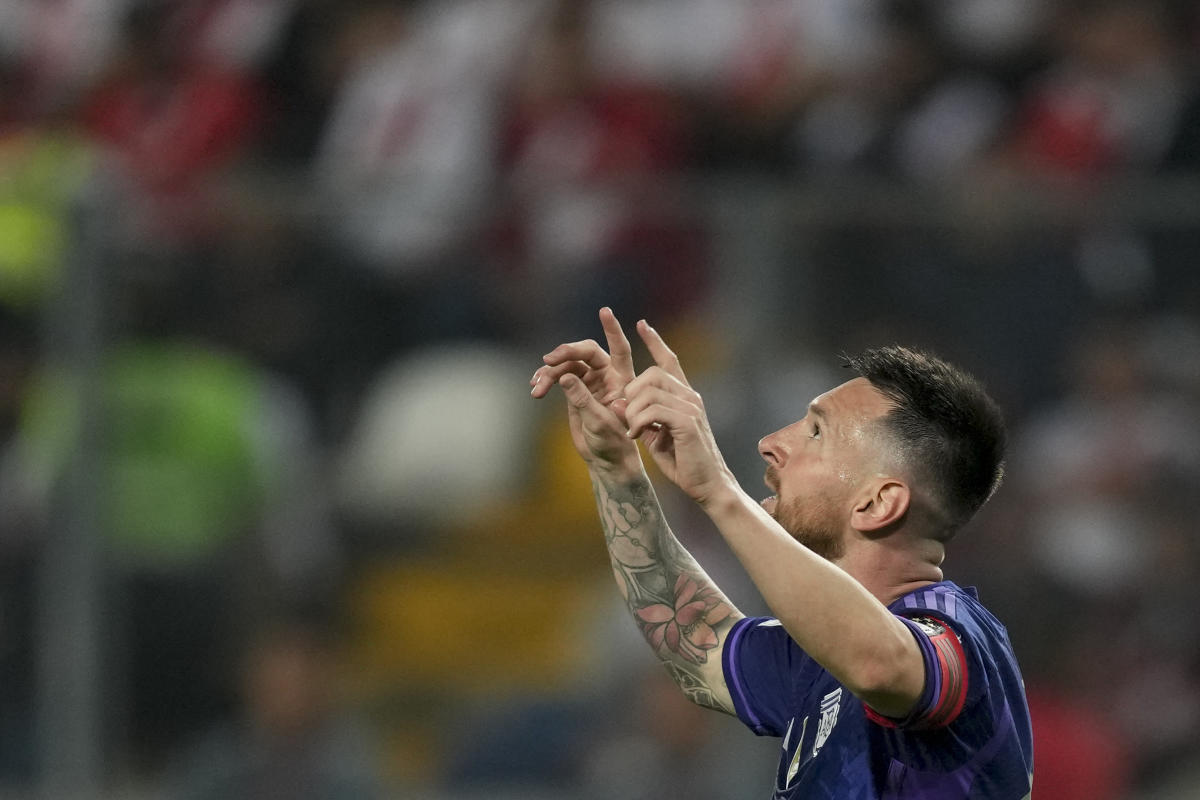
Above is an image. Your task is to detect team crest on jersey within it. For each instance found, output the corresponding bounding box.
[812,687,843,758]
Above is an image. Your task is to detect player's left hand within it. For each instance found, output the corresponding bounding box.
[623,320,738,509]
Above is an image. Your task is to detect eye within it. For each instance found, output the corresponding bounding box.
[810,422,821,439]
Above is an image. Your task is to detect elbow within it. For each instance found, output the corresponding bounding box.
[846,658,907,700]
[842,631,921,715]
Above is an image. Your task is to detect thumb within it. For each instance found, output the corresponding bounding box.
[609,396,630,429]
[559,372,598,411]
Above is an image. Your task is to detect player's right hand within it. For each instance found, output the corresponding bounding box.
[555,369,642,473]
[530,307,635,419]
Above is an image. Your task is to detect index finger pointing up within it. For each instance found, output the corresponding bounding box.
[600,307,635,381]
[636,319,690,386]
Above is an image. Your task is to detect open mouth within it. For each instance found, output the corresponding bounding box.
[762,469,779,515]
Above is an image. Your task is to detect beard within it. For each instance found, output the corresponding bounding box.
[770,492,845,562]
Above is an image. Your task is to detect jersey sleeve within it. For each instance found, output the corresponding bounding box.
[722,616,819,737]
[864,614,972,730]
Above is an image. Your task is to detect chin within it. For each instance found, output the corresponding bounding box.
[771,496,845,561]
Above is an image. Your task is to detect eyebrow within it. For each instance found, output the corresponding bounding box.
[807,402,827,421]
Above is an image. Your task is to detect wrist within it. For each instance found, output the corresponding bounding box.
[697,472,745,516]
[588,452,646,484]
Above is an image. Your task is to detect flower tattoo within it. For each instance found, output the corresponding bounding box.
[636,574,733,664]
[591,472,739,713]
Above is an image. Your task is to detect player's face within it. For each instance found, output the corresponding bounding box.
[757,378,894,561]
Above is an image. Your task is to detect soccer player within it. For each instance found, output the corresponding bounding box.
[530,308,1033,798]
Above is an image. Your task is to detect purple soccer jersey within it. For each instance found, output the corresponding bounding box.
[722,582,1033,799]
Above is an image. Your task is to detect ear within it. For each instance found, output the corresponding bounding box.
[850,479,910,533]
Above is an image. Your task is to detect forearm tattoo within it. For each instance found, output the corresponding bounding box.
[592,473,736,712]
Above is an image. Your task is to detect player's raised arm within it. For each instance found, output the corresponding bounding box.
[624,320,928,719]
[532,309,744,713]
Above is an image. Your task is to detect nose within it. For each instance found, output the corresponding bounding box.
[758,430,784,466]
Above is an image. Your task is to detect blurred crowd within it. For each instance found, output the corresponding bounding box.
[1,0,1200,797]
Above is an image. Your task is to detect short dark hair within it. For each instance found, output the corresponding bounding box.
[843,346,1007,534]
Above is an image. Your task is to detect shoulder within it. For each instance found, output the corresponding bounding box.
[894,582,1022,670]
[892,582,1026,714]
[891,582,1007,644]
[892,581,978,617]
[896,583,1022,694]
[883,583,1035,783]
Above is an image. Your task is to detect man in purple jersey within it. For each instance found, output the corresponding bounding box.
[531,308,1034,798]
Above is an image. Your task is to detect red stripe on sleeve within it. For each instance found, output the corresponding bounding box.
[924,626,969,728]
[863,703,898,728]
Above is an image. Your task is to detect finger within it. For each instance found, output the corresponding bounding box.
[610,396,630,425]
[543,339,611,369]
[625,401,699,440]
[599,307,635,381]
[624,366,699,406]
[530,361,588,398]
[636,320,689,386]
[559,372,615,424]
[625,390,700,439]
[624,381,698,420]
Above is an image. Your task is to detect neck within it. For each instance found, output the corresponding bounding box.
[834,534,945,607]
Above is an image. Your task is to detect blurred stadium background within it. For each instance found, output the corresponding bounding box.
[2,0,1200,797]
